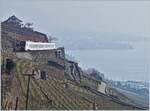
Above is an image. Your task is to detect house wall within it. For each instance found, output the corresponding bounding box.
[97,81,107,94]
[28,48,66,80]
[1,21,48,43]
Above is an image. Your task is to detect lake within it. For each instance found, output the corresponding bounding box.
[66,41,149,82]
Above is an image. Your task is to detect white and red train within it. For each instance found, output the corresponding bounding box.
[14,41,56,51]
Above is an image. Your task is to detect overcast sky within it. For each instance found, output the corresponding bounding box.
[1,0,150,38]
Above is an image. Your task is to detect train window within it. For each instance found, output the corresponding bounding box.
[20,41,26,46]
[14,41,26,51]
[20,41,26,51]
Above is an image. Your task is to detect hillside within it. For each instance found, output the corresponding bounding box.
[1,51,145,110]
[1,16,147,110]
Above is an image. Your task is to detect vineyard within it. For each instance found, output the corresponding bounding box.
[1,54,144,110]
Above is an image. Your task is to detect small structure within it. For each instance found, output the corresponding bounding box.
[1,15,48,43]
[97,81,107,94]
[81,74,108,94]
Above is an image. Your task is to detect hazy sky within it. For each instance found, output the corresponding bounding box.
[1,0,150,37]
[1,0,150,81]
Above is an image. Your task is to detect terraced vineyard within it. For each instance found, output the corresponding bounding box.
[1,56,144,110]
[2,58,95,110]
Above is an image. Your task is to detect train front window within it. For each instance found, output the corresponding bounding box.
[20,41,26,51]
[20,41,26,47]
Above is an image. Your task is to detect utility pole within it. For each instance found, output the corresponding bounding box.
[1,78,4,109]
[93,96,97,110]
[15,97,19,110]
[24,69,35,110]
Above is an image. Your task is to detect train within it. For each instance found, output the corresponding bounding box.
[14,41,56,51]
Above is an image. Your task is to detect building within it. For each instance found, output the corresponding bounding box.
[1,15,48,43]
[81,74,108,94]
[81,74,101,90]
[28,47,66,80]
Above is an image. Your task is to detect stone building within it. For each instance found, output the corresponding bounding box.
[1,15,48,43]
[27,47,66,80]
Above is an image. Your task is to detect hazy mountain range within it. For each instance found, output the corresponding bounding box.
[55,31,149,50]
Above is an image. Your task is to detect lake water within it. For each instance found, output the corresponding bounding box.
[66,41,149,82]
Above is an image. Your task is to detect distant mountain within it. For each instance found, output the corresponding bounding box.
[63,42,133,50]
[56,31,149,50]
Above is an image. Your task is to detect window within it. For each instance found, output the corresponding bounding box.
[41,71,46,80]
[55,50,63,58]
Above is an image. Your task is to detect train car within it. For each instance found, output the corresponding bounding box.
[14,41,56,51]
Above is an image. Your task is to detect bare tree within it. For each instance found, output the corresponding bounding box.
[48,35,57,43]
[86,68,99,75]
[85,68,104,81]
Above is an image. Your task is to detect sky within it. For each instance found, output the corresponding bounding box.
[0,0,150,82]
[1,0,150,37]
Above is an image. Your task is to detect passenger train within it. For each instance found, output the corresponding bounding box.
[14,41,56,51]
